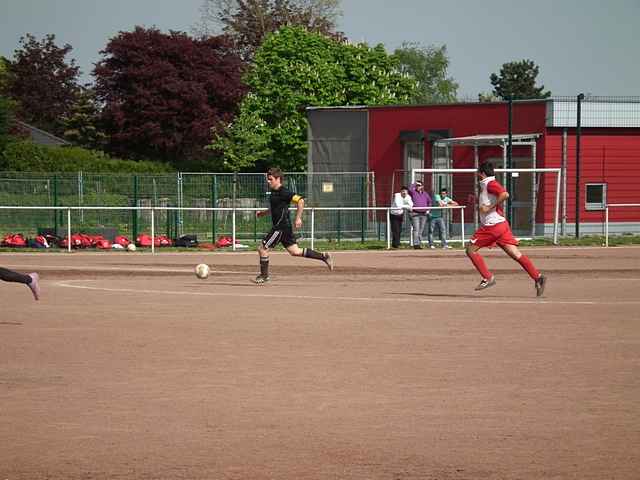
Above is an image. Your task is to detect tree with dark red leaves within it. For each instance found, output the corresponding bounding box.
[193,0,344,61]
[4,34,81,136]
[94,27,246,167]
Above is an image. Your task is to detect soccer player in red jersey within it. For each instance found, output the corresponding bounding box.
[466,162,546,296]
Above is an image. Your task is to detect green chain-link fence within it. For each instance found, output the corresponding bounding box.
[0,172,386,243]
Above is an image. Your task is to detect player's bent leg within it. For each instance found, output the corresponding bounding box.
[500,244,546,296]
[0,267,39,300]
[466,244,494,289]
[499,242,522,260]
[286,244,304,256]
[501,244,542,279]
[255,245,271,284]
[289,245,334,271]
[256,228,283,284]
[0,267,31,284]
[515,255,540,280]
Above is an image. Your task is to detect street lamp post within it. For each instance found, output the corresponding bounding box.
[575,93,585,238]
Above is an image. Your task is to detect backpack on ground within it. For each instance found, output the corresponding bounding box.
[215,236,233,248]
[175,234,198,248]
[96,239,112,249]
[114,235,131,247]
[136,234,153,247]
[154,235,173,247]
[2,233,27,248]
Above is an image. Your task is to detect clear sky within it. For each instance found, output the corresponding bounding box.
[1,0,638,98]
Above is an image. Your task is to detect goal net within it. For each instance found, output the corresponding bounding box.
[411,168,561,244]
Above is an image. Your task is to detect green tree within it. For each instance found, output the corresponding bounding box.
[489,59,551,100]
[0,57,10,93]
[393,42,458,104]
[193,0,344,59]
[0,140,174,173]
[61,87,107,149]
[209,100,273,171]
[210,26,418,171]
[0,96,16,148]
[477,91,499,102]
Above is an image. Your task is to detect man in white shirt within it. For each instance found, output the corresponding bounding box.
[390,186,413,248]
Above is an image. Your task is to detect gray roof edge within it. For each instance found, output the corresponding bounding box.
[307,98,639,112]
[14,120,71,145]
[434,133,542,147]
[306,100,548,111]
[306,106,369,112]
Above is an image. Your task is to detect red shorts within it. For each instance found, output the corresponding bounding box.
[470,221,518,248]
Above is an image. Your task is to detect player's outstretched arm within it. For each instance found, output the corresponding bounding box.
[256,209,270,218]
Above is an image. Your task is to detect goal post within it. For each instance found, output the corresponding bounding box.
[411,168,561,245]
[605,203,640,247]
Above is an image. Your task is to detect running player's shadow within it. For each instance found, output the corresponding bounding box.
[391,291,505,299]
[188,282,258,288]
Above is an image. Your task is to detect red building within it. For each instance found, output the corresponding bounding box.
[307,98,640,237]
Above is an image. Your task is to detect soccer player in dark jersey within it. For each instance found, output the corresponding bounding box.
[1,267,41,300]
[254,167,334,284]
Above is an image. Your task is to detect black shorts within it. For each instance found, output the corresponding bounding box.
[262,226,297,249]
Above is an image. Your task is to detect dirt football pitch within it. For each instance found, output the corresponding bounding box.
[1,246,639,479]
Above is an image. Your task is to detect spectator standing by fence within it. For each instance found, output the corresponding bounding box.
[390,186,413,248]
[431,188,458,249]
[408,180,432,249]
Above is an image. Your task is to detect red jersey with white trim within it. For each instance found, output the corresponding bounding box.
[479,176,507,226]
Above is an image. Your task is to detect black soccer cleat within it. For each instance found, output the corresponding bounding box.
[535,275,546,297]
[253,274,270,285]
[474,276,496,291]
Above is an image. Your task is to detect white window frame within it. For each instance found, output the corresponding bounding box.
[585,183,607,211]
[404,142,424,176]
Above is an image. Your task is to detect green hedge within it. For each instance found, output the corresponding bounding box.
[0,97,15,149]
[0,140,174,173]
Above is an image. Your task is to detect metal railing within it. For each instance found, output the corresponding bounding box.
[0,205,467,253]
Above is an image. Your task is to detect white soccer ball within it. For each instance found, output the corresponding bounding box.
[195,263,210,279]
[127,243,137,252]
